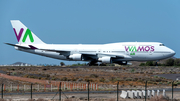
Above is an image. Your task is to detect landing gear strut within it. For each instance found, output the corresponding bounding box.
[87,61,97,66]
[155,60,159,66]
[155,61,158,66]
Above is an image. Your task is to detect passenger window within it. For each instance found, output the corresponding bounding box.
[159,44,165,46]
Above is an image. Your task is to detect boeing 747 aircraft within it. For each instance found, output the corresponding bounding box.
[6,20,176,65]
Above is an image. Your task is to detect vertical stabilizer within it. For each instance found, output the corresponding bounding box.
[10,20,45,44]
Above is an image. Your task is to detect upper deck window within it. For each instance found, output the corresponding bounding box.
[159,44,165,46]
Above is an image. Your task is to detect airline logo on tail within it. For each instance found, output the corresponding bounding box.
[13,28,34,43]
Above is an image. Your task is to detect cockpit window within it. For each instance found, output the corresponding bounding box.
[159,44,165,46]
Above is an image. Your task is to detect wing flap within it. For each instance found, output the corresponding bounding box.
[80,52,131,60]
[36,48,70,56]
[98,53,132,59]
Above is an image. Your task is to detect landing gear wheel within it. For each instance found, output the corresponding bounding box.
[87,63,91,66]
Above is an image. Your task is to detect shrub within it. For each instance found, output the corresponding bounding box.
[72,78,77,81]
[105,79,110,83]
[128,83,133,87]
[159,82,163,84]
[137,79,143,82]
[147,81,153,84]
[99,77,105,82]
[146,61,154,66]
[10,68,15,71]
[176,81,180,85]
[153,82,157,85]
[77,78,83,82]
[23,74,29,78]
[109,77,115,82]
[12,72,17,75]
[29,75,36,78]
[131,68,135,73]
[61,77,68,81]
[45,74,50,78]
[85,78,93,82]
[154,78,163,82]
[174,59,180,66]
[41,77,48,80]
[113,78,121,82]
[139,63,146,66]
[167,81,171,84]
[165,58,174,66]
[60,62,65,66]
[133,78,138,81]
[154,75,158,78]
[51,76,57,80]
[90,74,99,78]
[125,78,133,81]
[173,83,178,86]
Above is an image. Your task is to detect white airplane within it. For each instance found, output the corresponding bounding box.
[6,20,175,65]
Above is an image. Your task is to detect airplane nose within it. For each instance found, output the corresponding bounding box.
[163,48,176,58]
[171,50,176,56]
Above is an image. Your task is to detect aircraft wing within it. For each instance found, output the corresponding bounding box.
[98,53,132,59]
[39,48,69,53]
[79,52,131,60]
[37,49,131,59]
[38,48,70,56]
[6,43,131,59]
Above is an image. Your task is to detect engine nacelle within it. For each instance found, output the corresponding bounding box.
[98,57,112,64]
[69,54,82,61]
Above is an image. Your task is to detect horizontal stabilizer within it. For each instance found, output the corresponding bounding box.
[5,43,30,49]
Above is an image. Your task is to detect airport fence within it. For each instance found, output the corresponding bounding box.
[0,81,179,101]
[0,82,99,92]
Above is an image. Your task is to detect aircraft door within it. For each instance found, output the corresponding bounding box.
[125,49,130,55]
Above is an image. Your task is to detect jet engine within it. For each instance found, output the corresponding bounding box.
[69,54,82,61]
[98,57,112,64]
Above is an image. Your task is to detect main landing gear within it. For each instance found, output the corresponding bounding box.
[87,61,98,66]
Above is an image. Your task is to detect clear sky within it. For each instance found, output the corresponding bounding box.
[0,0,180,65]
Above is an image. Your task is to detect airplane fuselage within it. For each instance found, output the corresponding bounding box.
[15,42,175,64]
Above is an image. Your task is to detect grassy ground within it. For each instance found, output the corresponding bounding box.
[0,66,180,87]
